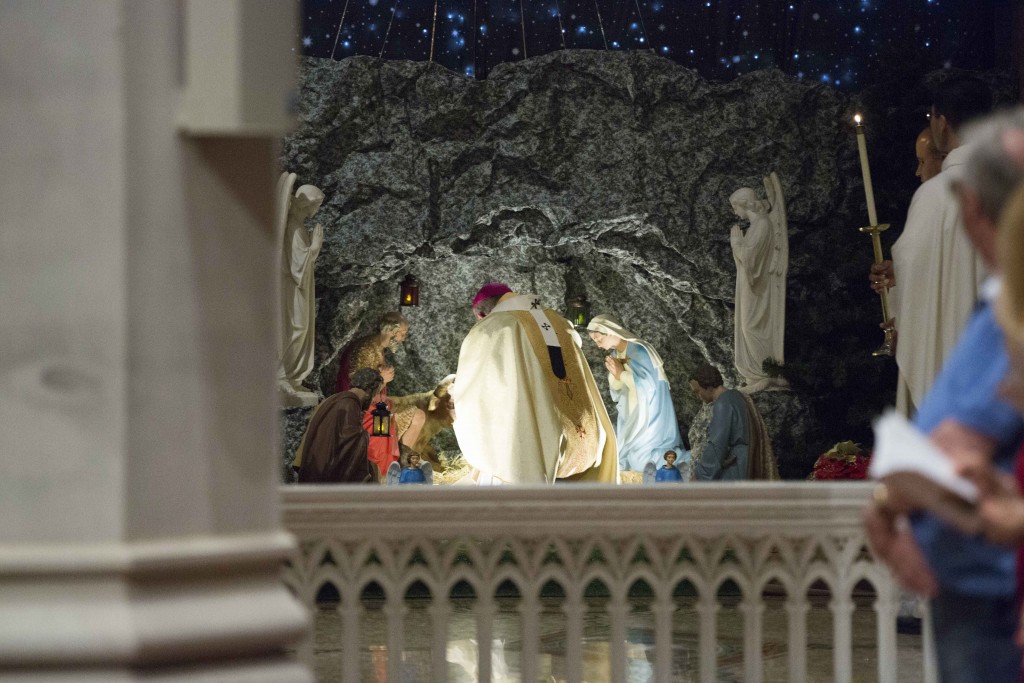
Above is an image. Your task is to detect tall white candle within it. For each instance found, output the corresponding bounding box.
[854,114,878,227]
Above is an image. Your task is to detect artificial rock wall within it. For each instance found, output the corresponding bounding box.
[281,50,897,479]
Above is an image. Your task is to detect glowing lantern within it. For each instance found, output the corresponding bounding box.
[370,401,392,437]
[399,274,419,306]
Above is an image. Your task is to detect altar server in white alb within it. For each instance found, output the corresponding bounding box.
[451,283,618,485]
[874,76,992,415]
[586,314,686,473]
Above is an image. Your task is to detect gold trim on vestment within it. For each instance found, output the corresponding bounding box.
[513,309,600,478]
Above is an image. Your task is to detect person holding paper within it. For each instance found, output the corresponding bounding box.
[962,181,1024,544]
[964,180,1024,659]
[865,109,1024,683]
[868,77,992,416]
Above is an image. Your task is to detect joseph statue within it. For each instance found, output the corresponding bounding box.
[450,283,619,485]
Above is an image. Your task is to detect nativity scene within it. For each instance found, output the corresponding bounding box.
[279,48,1013,490]
[276,46,847,487]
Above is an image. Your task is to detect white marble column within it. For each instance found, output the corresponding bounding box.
[0,1,310,679]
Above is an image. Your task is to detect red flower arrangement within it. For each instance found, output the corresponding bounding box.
[809,441,871,481]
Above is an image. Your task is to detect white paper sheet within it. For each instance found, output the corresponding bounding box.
[869,410,979,503]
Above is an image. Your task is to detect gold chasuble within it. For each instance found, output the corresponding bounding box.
[451,294,619,484]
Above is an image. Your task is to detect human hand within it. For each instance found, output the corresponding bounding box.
[978,494,1024,546]
[312,223,324,250]
[958,456,1024,546]
[931,418,996,475]
[862,501,939,597]
[869,260,895,293]
[604,355,625,380]
[381,365,396,384]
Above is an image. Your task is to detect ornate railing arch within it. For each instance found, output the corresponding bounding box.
[282,483,921,683]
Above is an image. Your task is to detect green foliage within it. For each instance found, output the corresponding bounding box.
[761,357,785,379]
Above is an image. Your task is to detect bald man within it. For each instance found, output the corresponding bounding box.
[870,128,949,318]
[915,126,946,184]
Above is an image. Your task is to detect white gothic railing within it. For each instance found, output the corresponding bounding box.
[281,483,918,683]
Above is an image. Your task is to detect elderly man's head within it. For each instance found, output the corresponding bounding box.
[955,108,1024,268]
[378,312,409,350]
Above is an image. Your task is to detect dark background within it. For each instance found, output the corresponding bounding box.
[298,0,1019,88]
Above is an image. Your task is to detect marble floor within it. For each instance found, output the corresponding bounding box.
[310,591,923,682]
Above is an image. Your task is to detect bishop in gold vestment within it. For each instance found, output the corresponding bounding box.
[451,289,618,484]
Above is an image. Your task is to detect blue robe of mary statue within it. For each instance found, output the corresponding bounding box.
[609,342,686,472]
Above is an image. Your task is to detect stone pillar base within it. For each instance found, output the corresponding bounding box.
[0,532,310,682]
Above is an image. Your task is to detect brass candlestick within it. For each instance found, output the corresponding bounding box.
[860,223,895,357]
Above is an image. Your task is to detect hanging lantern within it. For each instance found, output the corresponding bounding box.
[370,401,392,437]
[567,294,590,327]
[399,274,419,307]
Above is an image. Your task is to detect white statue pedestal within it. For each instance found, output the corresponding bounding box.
[279,381,321,408]
[738,377,791,394]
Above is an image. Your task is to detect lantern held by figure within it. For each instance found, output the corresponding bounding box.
[399,274,419,307]
[371,401,392,437]
[567,294,590,327]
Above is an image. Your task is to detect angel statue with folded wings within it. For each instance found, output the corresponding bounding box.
[386,452,433,485]
[729,171,789,394]
[277,171,325,407]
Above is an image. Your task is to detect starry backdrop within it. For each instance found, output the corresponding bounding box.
[298,0,1011,87]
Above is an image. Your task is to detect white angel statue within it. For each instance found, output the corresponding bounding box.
[385,452,434,485]
[729,172,789,394]
[277,171,325,407]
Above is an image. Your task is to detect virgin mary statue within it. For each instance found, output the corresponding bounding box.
[587,315,686,473]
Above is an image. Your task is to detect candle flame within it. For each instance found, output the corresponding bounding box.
[854,113,862,124]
